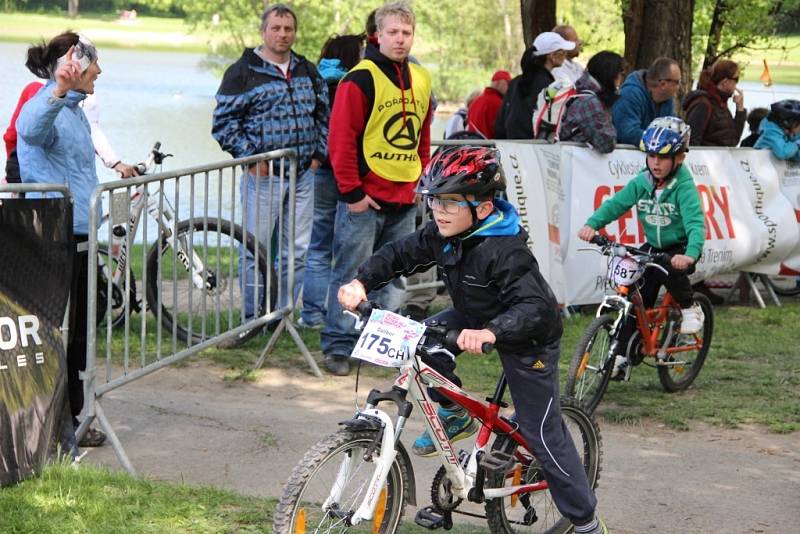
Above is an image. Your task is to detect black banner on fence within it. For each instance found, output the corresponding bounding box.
[0,197,73,486]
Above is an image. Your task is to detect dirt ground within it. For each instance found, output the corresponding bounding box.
[85,362,799,533]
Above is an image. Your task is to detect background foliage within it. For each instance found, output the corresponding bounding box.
[2,0,799,100]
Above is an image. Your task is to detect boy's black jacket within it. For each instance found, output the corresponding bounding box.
[356,222,563,353]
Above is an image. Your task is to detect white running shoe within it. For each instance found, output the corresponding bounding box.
[680,304,705,334]
[610,354,628,379]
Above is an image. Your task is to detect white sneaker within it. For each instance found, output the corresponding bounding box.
[680,304,705,334]
[610,355,628,379]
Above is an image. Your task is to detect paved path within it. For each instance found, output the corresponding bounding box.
[85,363,799,533]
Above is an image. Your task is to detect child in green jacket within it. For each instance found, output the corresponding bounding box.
[577,116,706,378]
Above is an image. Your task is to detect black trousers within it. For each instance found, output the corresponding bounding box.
[67,236,89,427]
[422,308,597,524]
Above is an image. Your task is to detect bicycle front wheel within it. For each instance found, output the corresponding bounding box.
[272,429,409,534]
[484,397,602,534]
[145,219,276,346]
[564,314,617,413]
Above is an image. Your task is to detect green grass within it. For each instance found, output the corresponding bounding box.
[559,302,800,433]
[736,34,800,85]
[0,462,273,533]
[97,299,800,433]
[0,12,210,52]
[0,462,491,533]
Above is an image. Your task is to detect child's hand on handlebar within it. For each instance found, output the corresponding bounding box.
[338,279,367,311]
[458,329,496,354]
[577,225,596,242]
[671,254,695,271]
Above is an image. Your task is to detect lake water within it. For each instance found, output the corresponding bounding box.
[1,40,798,180]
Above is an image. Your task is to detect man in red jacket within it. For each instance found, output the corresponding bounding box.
[467,70,511,139]
[321,0,433,375]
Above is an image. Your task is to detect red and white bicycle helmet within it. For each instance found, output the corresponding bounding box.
[416,146,506,198]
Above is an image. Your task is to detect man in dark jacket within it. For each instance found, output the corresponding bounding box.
[320,1,433,376]
[612,57,680,145]
[212,3,329,314]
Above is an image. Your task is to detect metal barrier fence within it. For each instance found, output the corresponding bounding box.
[82,148,319,474]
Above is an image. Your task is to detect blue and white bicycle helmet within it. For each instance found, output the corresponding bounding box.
[639,116,691,155]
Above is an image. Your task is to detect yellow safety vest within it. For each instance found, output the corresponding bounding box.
[350,59,431,182]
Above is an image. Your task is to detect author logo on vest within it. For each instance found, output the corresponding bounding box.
[383,111,421,150]
[0,315,45,371]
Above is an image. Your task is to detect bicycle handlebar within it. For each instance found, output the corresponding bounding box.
[589,234,672,266]
[133,141,173,176]
[353,301,494,354]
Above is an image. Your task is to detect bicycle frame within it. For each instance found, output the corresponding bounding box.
[595,277,704,366]
[101,176,208,297]
[341,353,542,526]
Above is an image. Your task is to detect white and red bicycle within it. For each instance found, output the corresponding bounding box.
[273,303,602,533]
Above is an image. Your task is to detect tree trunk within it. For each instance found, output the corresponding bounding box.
[623,0,695,95]
[68,0,79,17]
[520,0,557,48]
[702,0,728,69]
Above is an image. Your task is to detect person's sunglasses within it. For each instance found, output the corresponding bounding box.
[425,196,481,214]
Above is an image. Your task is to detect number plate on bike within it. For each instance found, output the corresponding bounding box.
[351,310,426,367]
[608,256,642,286]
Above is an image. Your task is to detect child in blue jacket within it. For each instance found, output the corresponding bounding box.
[754,99,800,161]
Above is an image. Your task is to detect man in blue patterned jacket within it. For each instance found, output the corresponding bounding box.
[212,3,329,315]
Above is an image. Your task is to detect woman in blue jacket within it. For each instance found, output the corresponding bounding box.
[16,31,106,448]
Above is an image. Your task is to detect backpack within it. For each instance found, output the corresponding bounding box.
[532,79,591,142]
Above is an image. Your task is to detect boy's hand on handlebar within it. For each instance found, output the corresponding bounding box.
[577,225,596,242]
[113,162,140,179]
[671,254,695,271]
[458,329,496,354]
[338,280,367,312]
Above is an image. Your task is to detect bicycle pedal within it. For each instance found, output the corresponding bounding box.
[414,506,453,530]
[479,450,516,474]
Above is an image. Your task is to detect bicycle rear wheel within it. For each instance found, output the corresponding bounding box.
[657,293,713,392]
[145,219,276,346]
[272,429,409,534]
[96,246,138,328]
[484,397,602,534]
[763,274,800,297]
[564,314,616,413]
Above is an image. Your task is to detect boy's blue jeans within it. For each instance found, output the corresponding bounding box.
[300,167,338,326]
[320,202,415,358]
[239,167,314,316]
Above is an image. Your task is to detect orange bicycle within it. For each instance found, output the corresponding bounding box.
[564,235,713,413]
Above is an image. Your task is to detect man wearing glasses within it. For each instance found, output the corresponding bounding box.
[612,57,681,145]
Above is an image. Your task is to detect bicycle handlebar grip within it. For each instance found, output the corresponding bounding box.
[356,301,374,317]
[443,330,494,354]
[590,234,610,247]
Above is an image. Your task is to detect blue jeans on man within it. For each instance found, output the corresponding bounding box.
[239,167,315,317]
[300,167,339,327]
[321,202,416,374]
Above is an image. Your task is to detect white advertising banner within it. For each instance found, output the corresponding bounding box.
[493,143,800,305]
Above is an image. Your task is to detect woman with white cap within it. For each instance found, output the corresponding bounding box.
[495,31,576,139]
[16,31,107,449]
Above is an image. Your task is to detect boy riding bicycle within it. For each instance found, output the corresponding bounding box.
[338,146,607,534]
[577,116,706,378]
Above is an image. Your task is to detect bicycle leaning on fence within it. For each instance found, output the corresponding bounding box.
[272,302,602,534]
[96,142,276,348]
[564,235,714,413]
